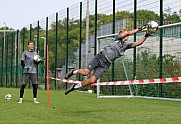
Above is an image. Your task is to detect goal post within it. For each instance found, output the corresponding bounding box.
[96,22,181,101]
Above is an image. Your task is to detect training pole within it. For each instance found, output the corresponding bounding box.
[46,45,51,108]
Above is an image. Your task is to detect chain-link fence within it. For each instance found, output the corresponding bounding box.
[0,0,181,93]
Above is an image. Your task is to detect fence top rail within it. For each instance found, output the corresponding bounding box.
[0,30,17,32]
[96,22,181,40]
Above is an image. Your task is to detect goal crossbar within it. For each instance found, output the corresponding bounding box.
[96,22,181,40]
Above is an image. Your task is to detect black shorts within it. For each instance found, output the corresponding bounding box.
[87,53,111,80]
[22,73,37,85]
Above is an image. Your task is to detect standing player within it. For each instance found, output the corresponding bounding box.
[18,41,41,103]
[64,23,153,95]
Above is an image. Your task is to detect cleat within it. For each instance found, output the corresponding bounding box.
[65,70,75,79]
[65,84,76,95]
[18,101,22,104]
[34,100,40,104]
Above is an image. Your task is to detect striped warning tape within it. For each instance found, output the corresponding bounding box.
[50,77,181,86]
[50,77,81,84]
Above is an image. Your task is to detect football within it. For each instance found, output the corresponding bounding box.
[147,21,159,33]
[5,94,12,100]
[33,55,41,62]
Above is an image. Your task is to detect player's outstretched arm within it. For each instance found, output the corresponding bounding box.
[118,23,149,40]
[131,33,150,48]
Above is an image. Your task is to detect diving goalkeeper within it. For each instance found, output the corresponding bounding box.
[65,23,152,95]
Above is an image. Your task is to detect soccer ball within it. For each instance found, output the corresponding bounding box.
[33,55,41,62]
[5,94,12,100]
[147,21,159,33]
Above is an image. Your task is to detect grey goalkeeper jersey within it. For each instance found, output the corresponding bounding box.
[21,50,38,73]
[101,35,133,63]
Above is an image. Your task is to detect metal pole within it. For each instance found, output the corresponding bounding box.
[29,24,32,89]
[3,31,6,74]
[5,35,9,87]
[3,23,6,67]
[30,24,32,41]
[45,17,49,90]
[79,2,82,81]
[37,21,40,53]
[111,0,115,95]
[133,0,137,80]
[16,30,19,88]
[34,35,37,51]
[41,37,46,78]
[85,0,89,80]
[22,28,25,54]
[94,0,97,56]
[65,8,69,89]
[11,32,14,87]
[1,37,4,86]
[159,0,164,97]
[55,12,58,90]
[37,21,40,79]
[44,38,46,67]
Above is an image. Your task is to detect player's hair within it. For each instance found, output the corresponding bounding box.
[28,41,34,45]
[119,27,128,34]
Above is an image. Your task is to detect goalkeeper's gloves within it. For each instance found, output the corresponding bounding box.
[138,24,148,31]
[145,30,153,37]
[145,33,151,37]
[138,22,152,31]
[33,55,41,62]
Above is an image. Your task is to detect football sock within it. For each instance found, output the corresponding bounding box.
[20,85,26,98]
[32,84,38,98]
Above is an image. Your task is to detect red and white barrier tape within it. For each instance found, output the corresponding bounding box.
[51,77,81,84]
[51,77,181,86]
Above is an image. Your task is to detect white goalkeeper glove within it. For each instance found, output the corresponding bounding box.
[138,22,152,31]
[33,55,41,62]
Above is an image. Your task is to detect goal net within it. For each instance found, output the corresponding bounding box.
[0,30,20,87]
[96,22,181,101]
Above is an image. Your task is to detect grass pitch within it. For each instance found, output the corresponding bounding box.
[0,87,181,124]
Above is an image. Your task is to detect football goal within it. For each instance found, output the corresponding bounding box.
[96,22,181,101]
[0,30,19,87]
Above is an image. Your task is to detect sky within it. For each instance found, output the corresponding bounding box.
[0,0,180,30]
[0,0,82,30]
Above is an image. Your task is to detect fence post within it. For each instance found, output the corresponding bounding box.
[79,2,82,81]
[45,17,49,90]
[16,30,19,88]
[65,8,69,89]
[1,36,4,87]
[159,0,163,97]
[55,12,58,90]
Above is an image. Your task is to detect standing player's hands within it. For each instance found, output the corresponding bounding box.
[34,55,41,62]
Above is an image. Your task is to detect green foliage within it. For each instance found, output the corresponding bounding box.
[137,10,160,22]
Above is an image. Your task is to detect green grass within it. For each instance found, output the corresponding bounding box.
[0,88,181,124]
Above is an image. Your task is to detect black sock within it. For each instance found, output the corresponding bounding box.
[20,85,26,98]
[32,84,38,98]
